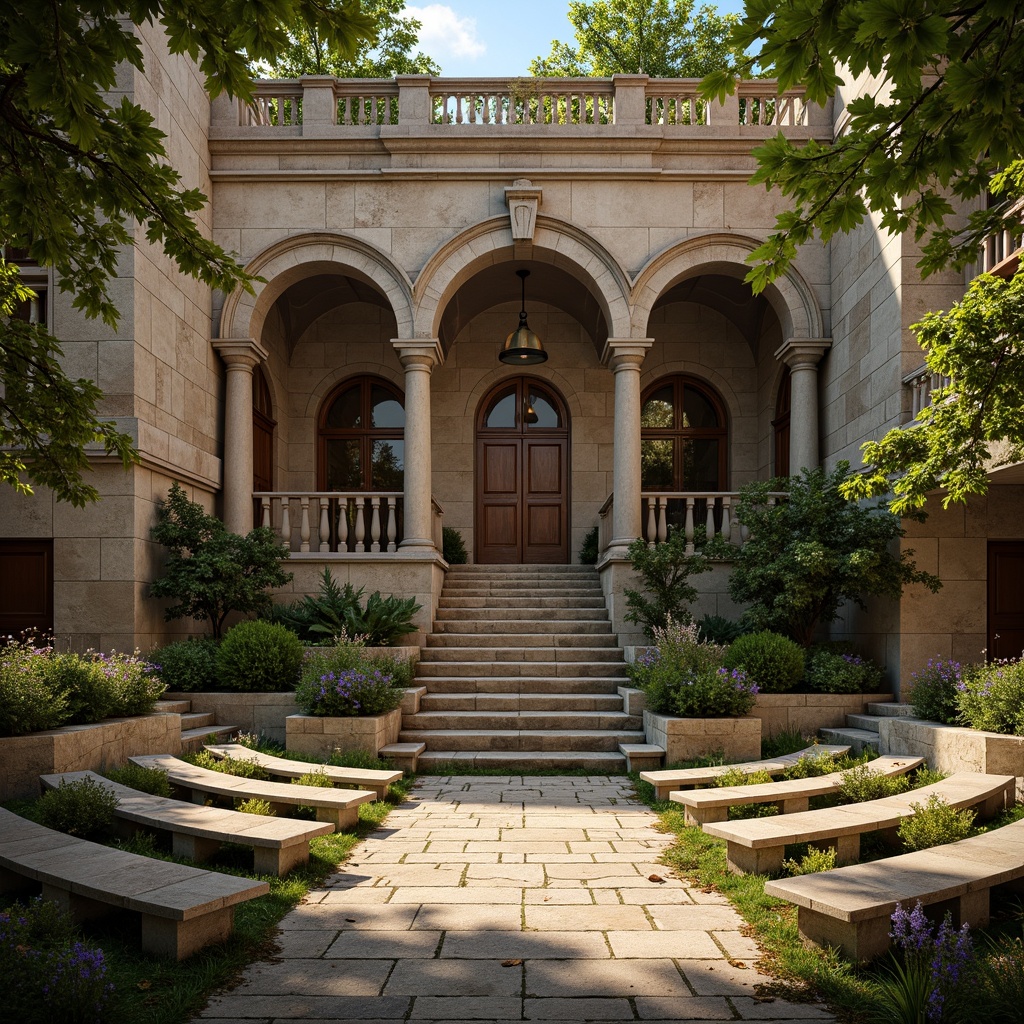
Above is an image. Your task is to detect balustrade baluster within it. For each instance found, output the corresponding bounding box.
[370,496,381,552]
[354,498,366,552]
[722,496,732,544]
[646,497,656,547]
[684,497,695,555]
[260,497,271,529]
[386,496,397,552]
[338,498,349,552]
[657,497,668,544]
[299,496,311,552]
[318,500,330,553]
[280,500,291,551]
[703,498,714,542]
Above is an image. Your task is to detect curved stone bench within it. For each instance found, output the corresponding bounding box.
[0,806,268,959]
[640,744,851,800]
[129,754,376,830]
[765,816,1024,961]
[40,771,334,877]
[669,754,924,825]
[204,743,401,800]
[704,771,1015,875]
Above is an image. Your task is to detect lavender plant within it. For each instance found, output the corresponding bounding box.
[956,658,1024,735]
[908,658,965,725]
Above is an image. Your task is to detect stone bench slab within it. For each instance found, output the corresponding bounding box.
[640,744,851,800]
[704,771,1014,875]
[0,806,268,959]
[41,772,334,877]
[669,754,924,825]
[129,754,376,831]
[765,817,1024,961]
[204,743,402,800]
[618,744,665,772]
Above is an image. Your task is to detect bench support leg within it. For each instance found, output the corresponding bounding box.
[253,843,309,878]
[141,907,235,960]
[41,883,109,923]
[780,797,809,814]
[686,806,727,826]
[317,806,359,831]
[727,843,783,876]
[172,834,222,864]
[827,833,861,866]
[958,889,990,930]
[797,906,891,962]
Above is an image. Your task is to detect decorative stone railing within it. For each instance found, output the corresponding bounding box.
[903,364,952,419]
[964,196,1024,282]
[598,490,787,556]
[224,75,827,136]
[253,492,443,555]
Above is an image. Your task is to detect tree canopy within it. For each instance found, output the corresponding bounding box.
[699,1,1024,511]
[258,0,439,78]
[0,1,373,506]
[530,0,740,78]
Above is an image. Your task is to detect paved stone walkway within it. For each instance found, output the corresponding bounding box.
[195,776,836,1023]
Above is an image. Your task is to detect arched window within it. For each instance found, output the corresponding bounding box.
[318,376,405,491]
[641,376,727,491]
[773,367,791,478]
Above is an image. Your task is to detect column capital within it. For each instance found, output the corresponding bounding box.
[213,338,268,370]
[602,338,653,371]
[775,338,832,370]
[392,338,443,371]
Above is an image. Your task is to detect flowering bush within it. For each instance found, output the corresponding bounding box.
[907,657,964,724]
[805,648,884,694]
[956,657,1024,735]
[0,897,113,1024]
[636,618,758,717]
[296,639,406,717]
[0,639,69,735]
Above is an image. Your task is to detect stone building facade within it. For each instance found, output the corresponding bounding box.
[2,26,1020,689]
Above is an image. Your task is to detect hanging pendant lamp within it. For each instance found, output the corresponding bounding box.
[499,268,547,365]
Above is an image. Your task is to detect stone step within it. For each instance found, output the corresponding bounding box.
[434,606,609,621]
[180,723,238,754]
[419,675,628,693]
[397,728,646,752]
[420,692,625,711]
[153,699,191,714]
[417,749,627,771]
[180,711,216,731]
[867,702,917,718]
[416,660,628,678]
[419,646,625,663]
[439,586,605,599]
[402,710,642,731]
[818,726,881,755]
[431,618,613,635]
[845,713,882,733]
[438,596,608,610]
[425,632,620,649]
[446,565,598,576]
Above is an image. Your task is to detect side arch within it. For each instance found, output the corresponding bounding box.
[631,233,824,341]
[219,232,415,342]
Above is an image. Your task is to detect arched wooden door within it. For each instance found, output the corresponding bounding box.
[476,378,570,564]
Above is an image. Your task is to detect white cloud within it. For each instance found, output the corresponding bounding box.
[406,4,486,61]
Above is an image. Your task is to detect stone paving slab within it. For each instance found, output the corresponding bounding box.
[191,776,837,1024]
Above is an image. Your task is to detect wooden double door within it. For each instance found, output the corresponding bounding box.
[988,541,1024,659]
[476,378,569,564]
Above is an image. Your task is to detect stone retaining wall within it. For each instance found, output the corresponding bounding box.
[751,693,895,737]
[0,713,181,800]
[643,711,761,764]
[285,709,402,758]
[166,691,299,745]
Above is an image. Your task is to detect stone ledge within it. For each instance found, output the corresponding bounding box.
[751,693,894,738]
[286,709,402,758]
[643,710,761,764]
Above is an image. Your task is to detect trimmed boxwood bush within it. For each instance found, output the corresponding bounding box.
[724,630,805,693]
[151,636,220,692]
[215,619,303,692]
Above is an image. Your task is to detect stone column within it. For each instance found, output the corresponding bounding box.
[213,338,268,534]
[393,340,443,552]
[603,339,654,557]
[775,339,832,473]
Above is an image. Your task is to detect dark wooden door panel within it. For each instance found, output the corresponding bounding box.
[482,443,519,496]
[477,440,522,563]
[526,442,563,494]
[0,540,53,639]
[988,542,1024,660]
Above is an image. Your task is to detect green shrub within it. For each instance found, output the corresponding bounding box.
[0,640,69,735]
[350,591,421,647]
[0,896,112,1024]
[898,794,976,851]
[271,569,363,644]
[716,767,774,787]
[187,750,270,780]
[294,767,334,787]
[911,766,947,789]
[637,619,758,717]
[805,648,883,694]
[91,649,164,715]
[724,631,805,693]
[37,777,118,837]
[836,763,911,803]
[780,751,861,779]
[578,526,599,565]
[216,619,303,692]
[697,614,747,646]
[443,526,468,565]
[104,763,172,797]
[152,636,219,692]
[624,531,711,638]
[957,658,1024,735]
[296,657,405,717]
[236,797,274,815]
[907,657,965,724]
[782,846,837,876]
[48,654,114,724]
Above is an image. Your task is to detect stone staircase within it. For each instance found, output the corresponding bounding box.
[153,698,237,754]
[403,565,641,770]
[820,701,917,754]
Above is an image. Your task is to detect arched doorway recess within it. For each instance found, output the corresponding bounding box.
[475,377,570,564]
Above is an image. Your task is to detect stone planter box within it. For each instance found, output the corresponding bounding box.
[165,691,299,745]
[643,710,761,764]
[286,709,402,758]
[0,713,181,801]
[751,692,895,738]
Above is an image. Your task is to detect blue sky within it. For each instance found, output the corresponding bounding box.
[406,1,747,77]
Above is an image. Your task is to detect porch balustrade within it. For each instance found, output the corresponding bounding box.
[903,364,952,419]
[599,491,787,557]
[253,492,443,556]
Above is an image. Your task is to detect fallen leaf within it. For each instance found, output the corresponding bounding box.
[543,896,551,902]
[137,980,152,991]
[728,959,748,969]
[501,958,523,967]
[648,874,665,883]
